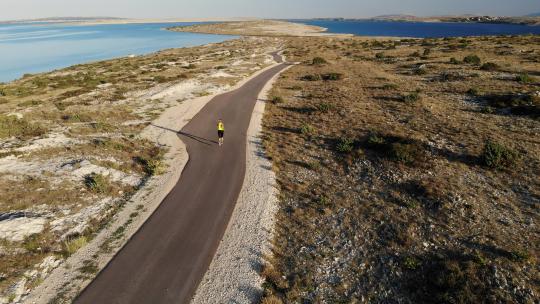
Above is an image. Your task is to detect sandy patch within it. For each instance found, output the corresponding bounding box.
[191,56,293,303]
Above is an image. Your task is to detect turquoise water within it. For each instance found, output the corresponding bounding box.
[0,22,234,83]
[299,20,540,38]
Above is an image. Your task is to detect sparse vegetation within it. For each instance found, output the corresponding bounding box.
[263,34,539,303]
[311,57,327,65]
[482,140,518,169]
[480,62,499,71]
[516,73,533,83]
[463,54,481,65]
[401,91,421,103]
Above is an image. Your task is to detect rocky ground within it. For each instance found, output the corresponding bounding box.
[0,36,281,303]
[261,34,539,303]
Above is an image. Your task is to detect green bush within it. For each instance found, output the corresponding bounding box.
[403,256,421,270]
[449,57,460,64]
[482,140,518,169]
[84,173,109,193]
[271,96,284,104]
[0,88,5,96]
[510,250,530,262]
[414,67,427,75]
[480,62,499,71]
[390,142,424,164]
[516,73,532,84]
[312,57,327,65]
[382,83,398,90]
[467,88,479,96]
[375,52,385,59]
[136,156,165,176]
[63,236,88,257]
[463,54,481,65]
[402,92,421,103]
[315,102,334,113]
[301,74,320,81]
[336,137,354,153]
[321,73,343,81]
[300,123,314,136]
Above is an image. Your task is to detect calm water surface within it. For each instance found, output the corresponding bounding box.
[0,22,234,82]
[299,20,540,38]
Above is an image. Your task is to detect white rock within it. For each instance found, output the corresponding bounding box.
[0,217,46,242]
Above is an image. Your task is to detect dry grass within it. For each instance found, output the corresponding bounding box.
[262,34,540,302]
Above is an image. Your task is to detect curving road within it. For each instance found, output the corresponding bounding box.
[74,54,286,304]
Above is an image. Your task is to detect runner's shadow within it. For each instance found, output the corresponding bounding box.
[151,124,217,146]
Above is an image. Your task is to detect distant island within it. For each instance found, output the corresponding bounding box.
[311,14,540,26]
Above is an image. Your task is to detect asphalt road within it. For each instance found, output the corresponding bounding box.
[75,56,286,304]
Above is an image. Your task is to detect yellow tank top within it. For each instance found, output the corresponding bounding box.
[218,122,224,131]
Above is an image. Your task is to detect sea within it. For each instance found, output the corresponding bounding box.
[298,19,540,38]
[2,20,539,83]
[0,22,235,83]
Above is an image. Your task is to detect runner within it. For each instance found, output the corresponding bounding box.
[217,119,225,146]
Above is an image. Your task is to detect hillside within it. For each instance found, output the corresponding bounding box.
[261,34,539,303]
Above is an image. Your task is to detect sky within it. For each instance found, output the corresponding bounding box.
[1,0,539,21]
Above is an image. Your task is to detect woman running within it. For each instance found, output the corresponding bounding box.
[217,119,225,146]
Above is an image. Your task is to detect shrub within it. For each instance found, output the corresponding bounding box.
[467,88,479,96]
[482,140,517,169]
[449,57,460,64]
[390,142,424,164]
[516,73,532,83]
[84,173,109,193]
[301,74,320,81]
[0,88,5,96]
[321,73,343,81]
[315,102,334,113]
[367,133,386,146]
[403,256,421,270]
[414,67,427,75]
[311,57,327,65]
[0,115,46,139]
[463,54,481,65]
[510,250,530,262]
[480,62,499,71]
[439,71,464,82]
[382,83,398,90]
[300,123,314,136]
[336,137,354,153]
[410,51,421,58]
[17,100,42,107]
[401,92,421,103]
[271,96,284,104]
[63,236,88,257]
[136,156,165,176]
[375,52,385,59]
[423,48,432,56]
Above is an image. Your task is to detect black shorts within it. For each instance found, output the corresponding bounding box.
[218,130,224,138]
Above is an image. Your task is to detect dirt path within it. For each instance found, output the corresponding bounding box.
[74,57,287,304]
